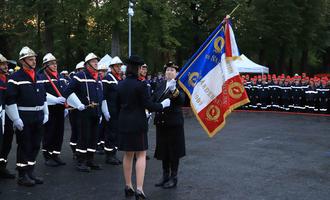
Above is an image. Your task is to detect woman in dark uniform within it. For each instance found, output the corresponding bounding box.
[153,61,186,189]
[117,55,170,200]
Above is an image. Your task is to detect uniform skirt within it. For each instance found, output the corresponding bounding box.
[154,125,186,160]
[118,131,148,152]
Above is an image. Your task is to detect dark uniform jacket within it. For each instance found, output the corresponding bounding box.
[152,80,186,160]
[152,80,185,127]
[39,72,67,108]
[63,69,103,117]
[6,68,46,123]
[117,74,163,134]
[102,72,121,119]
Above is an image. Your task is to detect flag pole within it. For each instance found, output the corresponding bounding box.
[228,4,241,17]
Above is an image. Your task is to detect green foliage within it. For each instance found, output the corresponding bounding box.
[0,0,329,74]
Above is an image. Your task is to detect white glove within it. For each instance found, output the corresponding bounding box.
[67,93,84,109]
[77,104,86,111]
[42,102,49,124]
[101,100,110,121]
[168,79,176,92]
[43,115,49,124]
[161,98,171,108]
[56,97,66,104]
[64,109,69,117]
[13,119,24,131]
[2,110,5,134]
[104,112,111,121]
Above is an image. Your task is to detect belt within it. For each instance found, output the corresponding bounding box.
[18,105,44,111]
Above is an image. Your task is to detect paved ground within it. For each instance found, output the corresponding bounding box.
[1,112,330,200]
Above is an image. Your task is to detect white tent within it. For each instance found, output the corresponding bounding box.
[98,54,112,70]
[232,54,269,74]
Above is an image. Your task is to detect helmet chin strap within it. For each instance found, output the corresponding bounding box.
[23,58,35,70]
[87,61,97,71]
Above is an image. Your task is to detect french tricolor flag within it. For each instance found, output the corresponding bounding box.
[178,17,249,137]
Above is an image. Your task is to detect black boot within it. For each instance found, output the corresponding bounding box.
[96,144,105,155]
[27,166,43,184]
[44,151,60,167]
[155,171,170,187]
[162,172,177,189]
[70,145,77,160]
[86,152,102,170]
[17,169,35,187]
[76,153,91,172]
[105,151,121,165]
[0,163,16,179]
[53,155,66,166]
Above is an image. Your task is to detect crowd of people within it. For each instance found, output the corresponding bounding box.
[0,47,186,200]
[240,73,330,114]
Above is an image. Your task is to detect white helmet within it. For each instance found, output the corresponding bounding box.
[110,56,123,66]
[84,53,99,64]
[42,53,56,64]
[60,70,68,74]
[98,63,109,71]
[75,61,84,70]
[19,46,37,60]
[0,54,8,63]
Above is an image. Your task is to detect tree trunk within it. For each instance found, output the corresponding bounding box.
[111,23,121,57]
[76,13,87,60]
[277,45,286,75]
[322,47,330,73]
[0,33,10,57]
[300,48,308,74]
[44,5,55,52]
[288,57,293,75]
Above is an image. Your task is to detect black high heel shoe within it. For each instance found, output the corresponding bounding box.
[125,186,135,197]
[135,190,147,200]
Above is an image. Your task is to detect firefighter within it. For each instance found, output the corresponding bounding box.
[6,46,48,186]
[0,53,15,179]
[40,53,67,167]
[64,53,106,172]
[102,56,123,165]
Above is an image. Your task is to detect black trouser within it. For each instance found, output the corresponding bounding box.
[16,121,43,171]
[69,110,79,153]
[75,110,99,162]
[0,115,14,167]
[42,105,65,157]
[281,98,290,111]
[104,118,118,154]
[162,159,179,176]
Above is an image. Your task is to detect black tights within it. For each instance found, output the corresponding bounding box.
[162,159,179,176]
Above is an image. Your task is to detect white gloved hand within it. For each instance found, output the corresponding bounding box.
[43,115,49,124]
[147,114,152,125]
[161,98,171,108]
[13,119,24,131]
[168,79,176,92]
[77,104,86,111]
[56,97,66,105]
[104,112,111,121]
[64,109,69,117]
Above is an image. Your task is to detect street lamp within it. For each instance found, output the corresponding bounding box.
[128,0,135,57]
